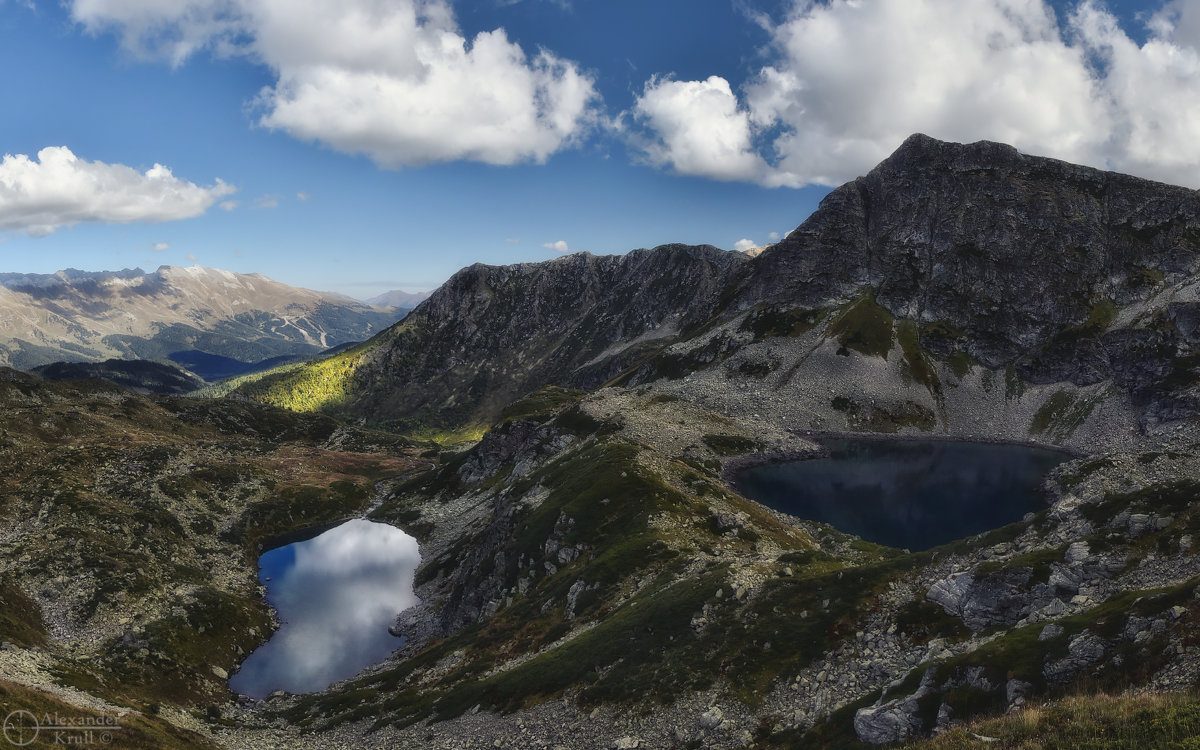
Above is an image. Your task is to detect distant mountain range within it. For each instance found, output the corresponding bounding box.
[365,289,431,309]
[0,265,403,372]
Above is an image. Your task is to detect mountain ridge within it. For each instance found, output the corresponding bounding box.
[239,134,1200,439]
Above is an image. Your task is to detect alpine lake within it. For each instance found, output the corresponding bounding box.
[733,438,1069,551]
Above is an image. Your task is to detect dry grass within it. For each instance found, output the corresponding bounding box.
[914,691,1200,749]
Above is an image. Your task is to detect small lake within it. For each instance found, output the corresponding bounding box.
[230,519,420,699]
[733,439,1068,551]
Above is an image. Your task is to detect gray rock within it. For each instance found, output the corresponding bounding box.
[1044,631,1106,684]
[928,569,1033,630]
[854,684,933,745]
[1039,623,1065,641]
[1128,514,1153,537]
[1006,679,1033,708]
[211,665,229,680]
[1065,541,1091,565]
[611,737,639,749]
[699,707,723,731]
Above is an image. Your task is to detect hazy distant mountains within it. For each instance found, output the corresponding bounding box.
[366,289,430,309]
[0,265,403,371]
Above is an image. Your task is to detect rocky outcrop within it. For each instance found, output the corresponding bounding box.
[744,134,1200,371]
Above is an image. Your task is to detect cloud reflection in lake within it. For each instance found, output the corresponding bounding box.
[230,519,420,698]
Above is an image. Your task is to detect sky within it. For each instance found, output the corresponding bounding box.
[0,0,1197,299]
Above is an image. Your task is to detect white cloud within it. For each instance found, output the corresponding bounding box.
[186,252,199,261]
[152,241,169,251]
[542,240,571,253]
[72,0,599,168]
[219,200,238,211]
[633,0,1200,189]
[255,194,279,209]
[504,237,520,244]
[296,191,310,201]
[733,238,757,253]
[767,231,780,241]
[632,75,767,182]
[0,146,235,236]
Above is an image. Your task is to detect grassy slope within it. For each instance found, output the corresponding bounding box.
[0,371,427,720]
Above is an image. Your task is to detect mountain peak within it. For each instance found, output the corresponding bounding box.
[874,133,1023,176]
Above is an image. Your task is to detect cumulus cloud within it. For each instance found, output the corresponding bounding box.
[733,238,758,253]
[632,76,767,182]
[186,252,199,261]
[152,241,169,251]
[632,0,1200,188]
[219,200,238,211]
[542,240,572,253]
[0,146,235,236]
[72,0,598,168]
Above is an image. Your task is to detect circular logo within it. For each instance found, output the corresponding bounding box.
[2,710,38,746]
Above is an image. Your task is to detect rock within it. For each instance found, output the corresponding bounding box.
[1065,541,1090,566]
[1051,564,1089,592]
[566,578,586,620]
[854,681,934,745]
[1006,679,1033,708]
[210,665,228,680]
[714,512,746,532]
[612,737,639,749]
[1128,514,1153,537]
[928,569,1032,630]
[1044,631,1106,684]
[699,707,724,731]
[1039,623,1065,641]
[1039,598,1067,617]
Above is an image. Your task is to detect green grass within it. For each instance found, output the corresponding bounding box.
[234,339,378,413]
[947,351,974,380]
[701,433,765,456]
[497,386,585,423]
[0,582,47,647]
[897,320,941,395]
[828,294,895,359]
[1031,390,1101,441]
[974,545,1066,582]
[226,481,374,554]
[740,306,823,341]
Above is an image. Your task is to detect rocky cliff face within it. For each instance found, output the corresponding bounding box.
[742,134,1200,384]
[242,245,745,429]
[242,135,1200,438]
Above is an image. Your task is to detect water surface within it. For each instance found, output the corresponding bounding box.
[734,439,1067,551]
[230,519,419,698]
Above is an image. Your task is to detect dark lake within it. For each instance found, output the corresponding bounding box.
[229,519,420,699]
[733,439,1068,551]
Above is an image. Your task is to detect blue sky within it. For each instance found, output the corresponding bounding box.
[0,0,1194,299]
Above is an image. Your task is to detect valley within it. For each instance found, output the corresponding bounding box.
[4,135,1200,748]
